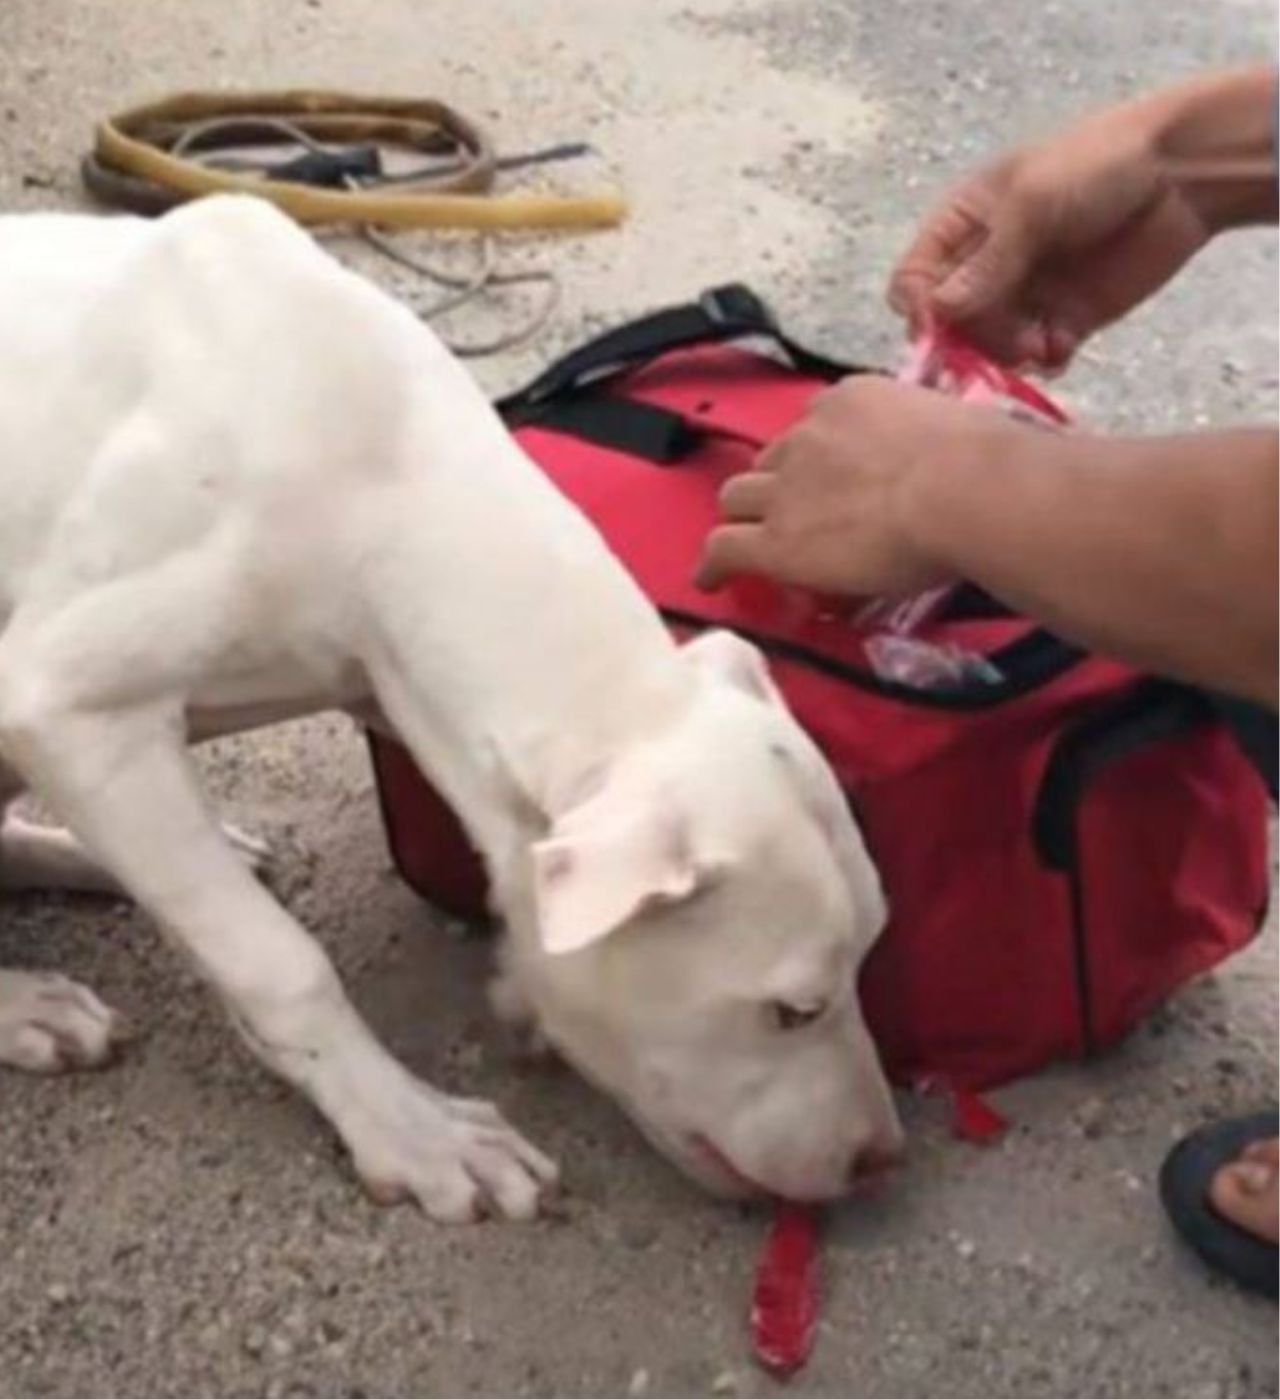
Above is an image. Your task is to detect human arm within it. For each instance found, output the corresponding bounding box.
[888,64,1279,368]
[697,379,1278,707]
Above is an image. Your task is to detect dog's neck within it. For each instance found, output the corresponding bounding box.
[413,634,691,880]
[354,436,694,881]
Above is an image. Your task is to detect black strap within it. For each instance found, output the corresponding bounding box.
[1208,693,1279,799]
[507,395,698,461]
[498,284,861,421]
[1032,681,1212,868]
[497,287,1088,704]
[935,583,1013,624]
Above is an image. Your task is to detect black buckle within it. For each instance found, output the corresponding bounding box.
[698,283,777,336]
[267,143,384,189]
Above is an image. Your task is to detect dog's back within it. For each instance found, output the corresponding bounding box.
[0,215,141,602]
[0,199,448,647]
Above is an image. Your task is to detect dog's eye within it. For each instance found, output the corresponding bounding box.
[771,1000,826,1032]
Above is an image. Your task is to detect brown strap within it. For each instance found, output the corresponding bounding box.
[91,90,626,230]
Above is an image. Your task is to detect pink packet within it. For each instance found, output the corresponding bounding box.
[856,320,1070,645]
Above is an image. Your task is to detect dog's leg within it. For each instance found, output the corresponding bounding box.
[0,969,128,1072]
[0,813,128,895]
[0,760,129,1069]
[0,694,555,1221]
[0,810,268,895]
[3,749,264,895]
[0,748,268,896]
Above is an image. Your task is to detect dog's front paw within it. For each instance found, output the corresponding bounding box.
[0,970,130,1073]
[350,1088,560,1224]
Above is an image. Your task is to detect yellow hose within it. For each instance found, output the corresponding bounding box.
[93,90,627,231]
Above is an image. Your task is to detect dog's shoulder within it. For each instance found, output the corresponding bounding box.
[88,198,442,462]
[114,195,369,338]
[142,195,326,291]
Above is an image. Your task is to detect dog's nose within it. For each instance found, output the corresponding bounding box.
[847,1141,905,1193]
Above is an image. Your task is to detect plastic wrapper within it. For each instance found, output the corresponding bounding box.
[858,320,1071,687]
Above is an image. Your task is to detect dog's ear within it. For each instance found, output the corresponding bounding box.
[532,780,724,956]
[686,631,887,936]
[682,629,785,709]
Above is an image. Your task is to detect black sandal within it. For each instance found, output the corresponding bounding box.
[1159,1110,1279,1299]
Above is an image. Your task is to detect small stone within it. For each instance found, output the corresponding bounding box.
[955,1237,976,1260]
[451,1039,484,1073]
[627,1367,650,1396]
[538,1192,576,1223]
[243,1326,267,1357]
[1075,1095,1107,1139]
[711,1370,738,1396]
[46,1283,70,1305]
[618,1218,658,1250]
[269,1332,295,1360]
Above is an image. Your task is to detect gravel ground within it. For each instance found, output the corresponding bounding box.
[0,2,1276,1396]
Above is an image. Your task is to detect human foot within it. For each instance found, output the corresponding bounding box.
[1159,1111,1279,1298]
[1208,1136,1279,1244]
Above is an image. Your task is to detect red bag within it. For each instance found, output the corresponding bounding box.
[367,286,1271,1092]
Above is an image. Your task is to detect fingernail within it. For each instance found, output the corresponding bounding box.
[1236,1162,1274,1194]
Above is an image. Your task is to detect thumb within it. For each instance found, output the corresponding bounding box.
[931,215,1032,321]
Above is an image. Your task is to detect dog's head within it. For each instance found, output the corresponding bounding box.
[495,630,903,1201]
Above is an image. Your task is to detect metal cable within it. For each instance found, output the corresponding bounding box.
[170,114,560,357]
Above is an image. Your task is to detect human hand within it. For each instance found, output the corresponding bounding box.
[695,376,1036,597]
[887,101,1214,369]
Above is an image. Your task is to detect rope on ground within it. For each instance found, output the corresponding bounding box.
[83,91,622,356]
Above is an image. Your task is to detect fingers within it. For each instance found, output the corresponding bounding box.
[888,163,1047,363]
[897,262,1079,372]
[931,212,1034,322]
[1012,316,1079,373]
[888,200,988,326]
[718,471,775,522]
[695,523,771,591]
[696,467,785,588]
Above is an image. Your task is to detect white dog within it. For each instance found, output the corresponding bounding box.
[0,196,902,1222]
